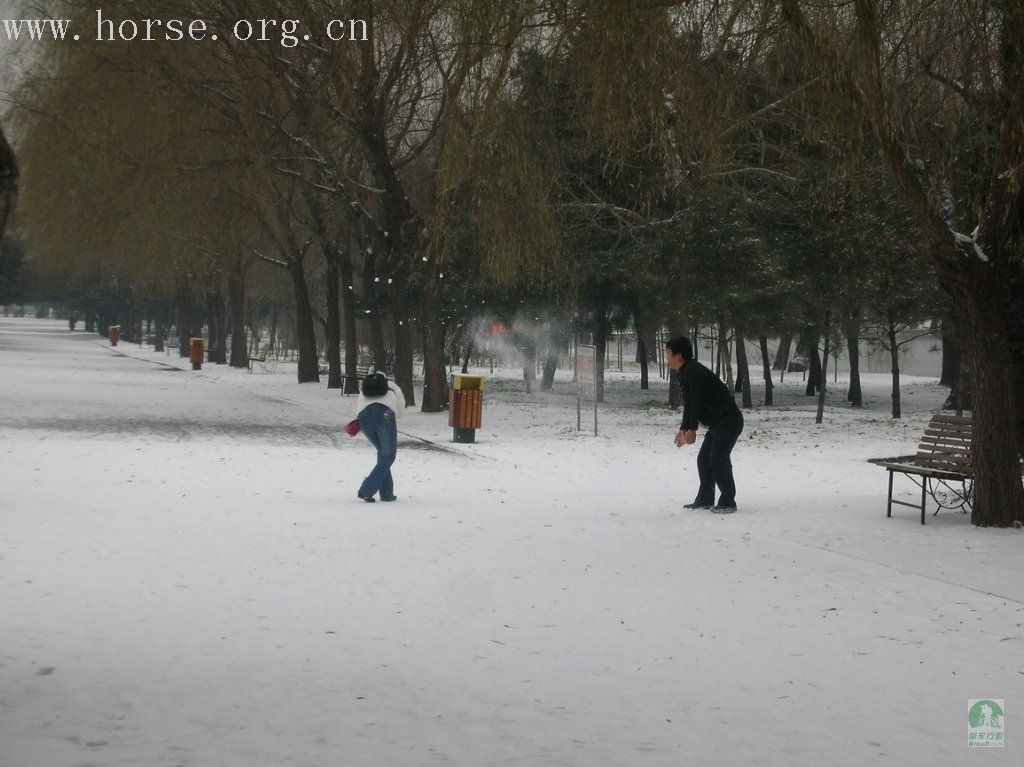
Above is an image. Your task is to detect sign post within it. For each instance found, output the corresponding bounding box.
[576,343,598,436]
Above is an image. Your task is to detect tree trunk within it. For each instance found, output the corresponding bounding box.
[190,292,203,354]
[773,332,792,372]
[808,347,821,396]
[0,123,17,241]
[735,329,753,409]
[206,287,227,365]
[154,306,165,354]
[397,315,419,408]
[289,261,320,383]
[711,327,718,376]
[804,331,821,396]
[962,293,1024,526]
[202,291,214,358]
[268,306,279,355]
[420,305,447,413]
[448,325,462,367]
[369,313,387,372]
[637,330,650,390]
[759,334,774,406]
[718,317,733,388]
[215,292,227,364]
[361,251,388,372]
[119,294,134,343]
[247,318,259,355]
[815,328,830,424]
[887,313,901,419]
[340,250,360,394]
[324,251,342,389]
[176,277,195,358]
[521,333,537,392]
[228,268,248,369]
[940,319,961,387]
[595,307,609,404]
[458,337,468,376]
[847,334,863,408]
[542,320,567,391]
[542,355,557,390]
[122,297,134,342]
[153,317,165,352]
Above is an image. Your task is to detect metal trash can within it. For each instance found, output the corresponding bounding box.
[108,325,120,346]
[189,338,205,370]
[449,374,484,443]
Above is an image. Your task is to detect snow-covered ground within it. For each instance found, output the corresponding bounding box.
[1,317,1021,766]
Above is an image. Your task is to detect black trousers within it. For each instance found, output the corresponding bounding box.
[694,411,744,506]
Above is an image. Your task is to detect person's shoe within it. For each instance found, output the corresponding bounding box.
[381,495,398,502]
[358,493,376,503]
[683,501,714,510]
[712,503,737,514]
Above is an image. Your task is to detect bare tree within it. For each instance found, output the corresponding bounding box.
[0,123,16,240]
[779,0,1024,526]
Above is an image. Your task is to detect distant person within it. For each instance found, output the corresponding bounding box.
[355,372,406,503]
[68,315,77,331]
[666,336,744,513]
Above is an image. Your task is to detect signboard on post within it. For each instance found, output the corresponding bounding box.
[577,344,597,398]
[576,344,599,435]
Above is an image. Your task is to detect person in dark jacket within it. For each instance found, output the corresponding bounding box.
[666,336,744,513]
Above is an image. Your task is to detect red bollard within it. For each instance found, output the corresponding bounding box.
[189,338,204,371]
[108,325,120,346]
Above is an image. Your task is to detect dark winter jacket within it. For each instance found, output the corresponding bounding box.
[679,359,741,430]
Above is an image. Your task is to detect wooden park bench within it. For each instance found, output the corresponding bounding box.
[339,361,374,393]
[868,413,973,525]
[311,350,378,389]
[247,344,273,373]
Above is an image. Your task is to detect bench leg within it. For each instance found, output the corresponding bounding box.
[921,476,928,525]
[887,470,894,518]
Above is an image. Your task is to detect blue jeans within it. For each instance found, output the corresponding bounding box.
[357,404,397,499]
[694,411,743,506]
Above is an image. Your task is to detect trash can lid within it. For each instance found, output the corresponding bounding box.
[453,374,484,390]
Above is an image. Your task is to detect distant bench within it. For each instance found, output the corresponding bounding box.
[338,363,374,393]
[868,413,973,525]
[248,344,273,373]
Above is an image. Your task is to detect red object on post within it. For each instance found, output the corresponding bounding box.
[189,338,204,370]
[108,325,120,346]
